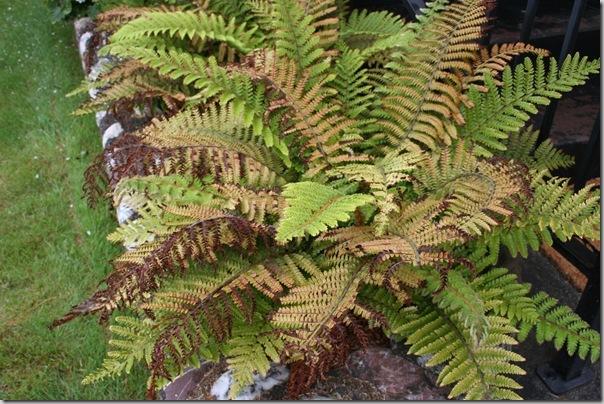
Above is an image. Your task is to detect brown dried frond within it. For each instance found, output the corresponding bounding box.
[298,0,340,50]
[229,51,356,174]
[379,0,490,151]
[102,135,285,193]
[51,216,272,328]
[83,153,110,207]
[285,317,387,398]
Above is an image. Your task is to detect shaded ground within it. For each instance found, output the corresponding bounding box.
[0,2,146,400]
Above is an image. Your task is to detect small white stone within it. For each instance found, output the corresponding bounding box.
[102,122,124,148]
[65,157,71,161]
[210,371,233,401]
[35,173,40,179]
[88,57,111,81]
[95,110,107,126]
[117,202,136,225]
[78,31,93,56]
[33,156,38,160]
[210,365,290,401]
[86,230,92,236]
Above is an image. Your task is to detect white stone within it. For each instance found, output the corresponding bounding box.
[117,202,136,225]
[210,371,233,400]
[95,110,107,126]
[78,31,92,57]
[102,122,123,148]
[210,365,289,401]
[89,57,111,81]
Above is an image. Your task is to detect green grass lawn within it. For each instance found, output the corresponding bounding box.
[0,2,147,399]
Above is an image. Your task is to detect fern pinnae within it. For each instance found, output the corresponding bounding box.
[462,55,600,157]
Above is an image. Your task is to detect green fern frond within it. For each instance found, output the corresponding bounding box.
[437,271,489,343]
[276,181,374,242]
[272,0,331,81]
[224,308,284,398]
[518,292,600,362]
[82,316,159,385]
[502,126,575,173]
[394,302,525,400]
[110,10,261,53]
[340,9,407,50]
[331,48,375,119]
[462,55,600,157]
[472,267,538,323]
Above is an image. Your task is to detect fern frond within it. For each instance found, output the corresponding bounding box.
[330,48,375,119]
[437,271,489,343]
[271,260,370,360]
[230,51,357,173]
[82,316,159,384]
[52,214,271,327]
[394,303,525,400]
[224,314,284,398]
[465,42,549,89]
[110,10,261,54]
[214,183,285,223]
[413,143,531,236]
[340,9,407,50]
[502,126,574,174]
[276,182,374,242]
[472,267,538,323]
[272,0,331,81]
[96,5,180,32]
[74,71,184,115]
[298,0,340,50]
[518,292,600,362]
[462,55,600,157]
[377,0,488,151]
[144,253,320,394]
[139,104,286,178]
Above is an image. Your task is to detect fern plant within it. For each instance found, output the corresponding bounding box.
[56,0,601,400]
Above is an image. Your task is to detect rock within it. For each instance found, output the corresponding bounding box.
[102,122,124,148]
[78,31,93,60]
[300,371,386,400]
[209,365,289,400]
[161,368,206,401]
[344,347,448,400]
